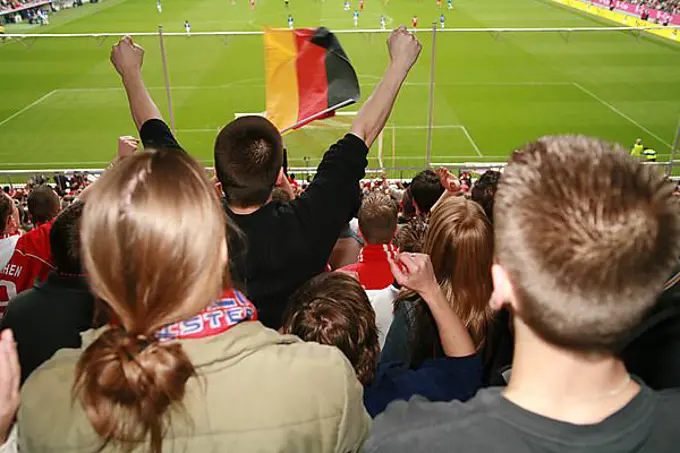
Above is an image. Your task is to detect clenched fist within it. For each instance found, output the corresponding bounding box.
[387,26,422,73]
[110,36,145,78]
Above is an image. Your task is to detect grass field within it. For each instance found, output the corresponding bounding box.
[0,0,679,173]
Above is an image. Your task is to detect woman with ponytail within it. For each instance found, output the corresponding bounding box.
[18,149,370,453]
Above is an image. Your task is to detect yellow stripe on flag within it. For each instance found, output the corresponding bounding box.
[264,29,300,132]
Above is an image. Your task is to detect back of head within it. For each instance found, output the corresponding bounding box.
[74,149,227,453]
[358,192,398,245]
[49,201,84,275]
[425,196,494,347]
[28,185,60,225]
[409,170,444,215]
[394,217,428,253]
[0,193,14,236]
[214,116,283,208]
[470,170,501,224]
[495,135,680,351]
[282,272,380,385]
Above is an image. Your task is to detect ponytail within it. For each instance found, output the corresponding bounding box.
[73,328,195,453]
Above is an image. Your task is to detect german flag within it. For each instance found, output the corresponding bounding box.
[264,27,360,133]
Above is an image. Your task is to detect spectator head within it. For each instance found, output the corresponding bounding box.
[28,185,60,224]
[0,193,19,236]
[425,196,494,348]
[282,272,380,385]
[214,116,284,209]
[358,192,398,245]
[493,136,680,352]
[49,201,84,275]
[409,169,444,215]
[393,217,427,253]
[470,170,501,224]
[400,189,416,220]
[271,187,292,203]
[74,149,227,453]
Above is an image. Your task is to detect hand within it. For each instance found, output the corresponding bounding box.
[111,36,144,78]
[387,26,422,72]
[117,135,139,159]
[388,252,439,297]
[438,167,461,193]
[0,330,20,445]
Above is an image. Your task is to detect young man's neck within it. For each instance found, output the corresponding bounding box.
[503,321,639,425]
[227,196,273,215]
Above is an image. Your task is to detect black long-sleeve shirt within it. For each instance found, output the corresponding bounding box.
[140,119,368,328]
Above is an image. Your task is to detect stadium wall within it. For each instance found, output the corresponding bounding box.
[550,0,680,42]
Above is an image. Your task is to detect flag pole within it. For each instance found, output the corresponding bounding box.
[280,98,355,134]
[666,118,680,177]
[158,25,177,135]
[425,22,438,168]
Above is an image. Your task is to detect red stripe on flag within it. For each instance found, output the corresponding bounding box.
[294,29,329,124]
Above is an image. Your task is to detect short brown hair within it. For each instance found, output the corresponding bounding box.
[495,136,680,351]
[282,272,380,385]
[28,185,60,224]
[0,193,14,236]
[394,217,427,253]
[358,192,398,244]
[214,116,283,208]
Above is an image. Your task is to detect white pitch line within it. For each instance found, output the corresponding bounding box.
[572,82,672,148]
[0,90,57,129]
[54,81,575,93]
[178,125,469,133]
[461,126,483,157]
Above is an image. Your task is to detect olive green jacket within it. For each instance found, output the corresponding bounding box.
[18,321,371,453]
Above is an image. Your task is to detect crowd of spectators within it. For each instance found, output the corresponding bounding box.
[0,0,53,25]
[0,28,679,453]
[631,0,680,14]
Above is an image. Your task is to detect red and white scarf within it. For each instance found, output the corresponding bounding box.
[156,289,257,341]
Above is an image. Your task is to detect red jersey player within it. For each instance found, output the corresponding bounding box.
[359,0,364,10]
[437,0,442,8]
[250,0,255,10]
[412,15,418,28]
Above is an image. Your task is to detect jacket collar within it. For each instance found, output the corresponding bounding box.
[81,322,301,369]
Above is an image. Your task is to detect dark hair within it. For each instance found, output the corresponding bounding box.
[358,192,398,244]
[470,170,501,224]
[271,187,292,203]
[214,116,283,208]
[496,136,680,351]
[282,273,380,385]
[28,185,60,224]
[50,201,84,275]
[393,217,427,253]
[0,194,13,236]
[409,170,444,215]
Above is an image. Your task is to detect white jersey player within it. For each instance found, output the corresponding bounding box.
[380,15,386,30]
[287,14,294,28]
[184,20,191,36]
[344,0,350,11]
[156,0,162,13]
[353,10,359,27]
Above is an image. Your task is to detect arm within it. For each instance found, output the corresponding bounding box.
[110,36,162,131]
[351,27,422,148]
[389,253,476,357]
[0,329,19,447]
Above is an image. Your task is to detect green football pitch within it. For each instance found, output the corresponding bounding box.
[0,0,679,173]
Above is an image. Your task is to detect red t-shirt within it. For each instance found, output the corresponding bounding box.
[341,243,397,290]
[0,221,54,317]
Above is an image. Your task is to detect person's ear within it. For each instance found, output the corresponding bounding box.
[276,167,286,185]
[490,264,517,312]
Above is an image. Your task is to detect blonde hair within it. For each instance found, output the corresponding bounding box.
[425,196,494,347]
[73,149,227,453]
[396,196,494,366]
